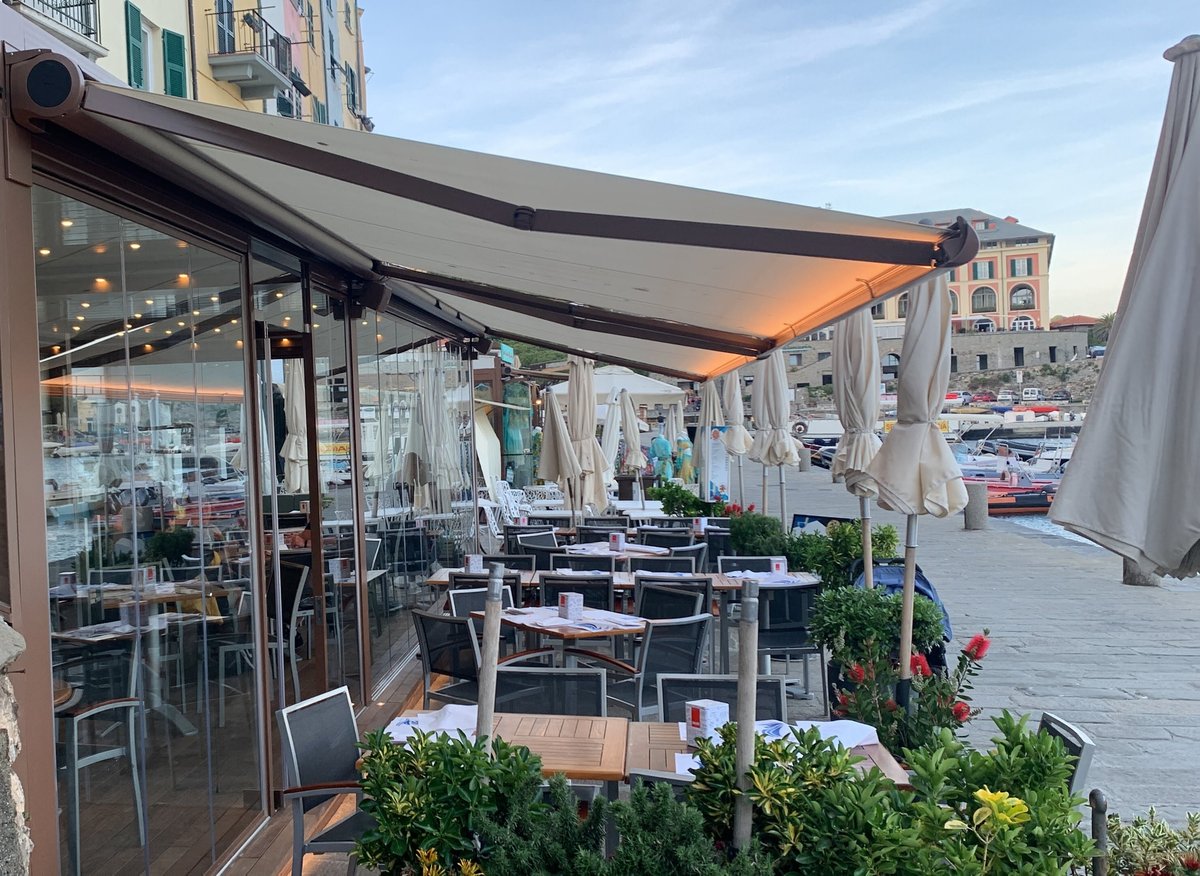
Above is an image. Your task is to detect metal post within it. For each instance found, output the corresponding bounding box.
[736,455,745,507]
[896,514,918,710]
[733,579,760,850]
[475,563,504,755]
[760,463,768,514]
[1090,789,1108,876]
[777,465,786,529]
[860,496,874,589]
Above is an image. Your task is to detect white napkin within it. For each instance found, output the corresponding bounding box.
[386,704,479,744]
[791,719,879,748]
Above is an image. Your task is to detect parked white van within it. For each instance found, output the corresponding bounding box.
[1021,387,1045,402]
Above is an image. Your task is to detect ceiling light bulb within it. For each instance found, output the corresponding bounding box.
[192,310,200,316]
[145,299,154,305]
[210,295,219,302]
[177,321,185,327]
[80,302,91,308]
[128,242,141,251]
[165,329,173,335]
[214,327,222,333]
[60,219,74,228]
[275,291,284,298]
[37,248,50,256]
[133,312,142,319]
[76,315,85,321]
[93,245,107,254]
[72,325,81,331]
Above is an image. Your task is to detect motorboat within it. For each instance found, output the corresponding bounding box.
[44,480,104,521]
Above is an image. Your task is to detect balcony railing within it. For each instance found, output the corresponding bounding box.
[206,8,293,100]
[8,0,100,42]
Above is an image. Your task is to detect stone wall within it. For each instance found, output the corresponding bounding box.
[0,620,30,875]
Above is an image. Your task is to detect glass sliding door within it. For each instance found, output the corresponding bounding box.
[34,187,262,874]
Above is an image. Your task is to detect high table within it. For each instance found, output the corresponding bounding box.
[625,722,911,788]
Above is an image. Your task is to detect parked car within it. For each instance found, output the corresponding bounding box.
[1022,387,1046,402]
[971,391,997,403]
[1049,389,1071,402]
[997,390,1015,404]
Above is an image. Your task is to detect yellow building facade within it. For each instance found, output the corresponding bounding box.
[7,0,369,127]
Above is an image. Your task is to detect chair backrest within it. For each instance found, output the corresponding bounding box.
[718,556,774,574]
[482,554,535,572]
[671,543,708,571]
[495,666,607,716]
[413,609,480,683]
[87,563,163,587]
[270,562,310,637]
[386,528,430,573]
[551,554,617,573]
[516,530,559,550]
[636,575,712,615]
[640,528,695,548]
[647,518,693,530]
[703,530,732,570]
[1038,712,1095,794]
[520,542,565,572]
[506,525,556,553]
[540,573,615,612]
[629,556,695,574]
[448,571,523,607]
[447,586,515,618]
[705,518,731,528]
[526,515,564,528]
[576,526,617,544]
[276,686,359,810]
[582,516,629,529]
[364,537,383,570]
[639,614,712,685]
[635,583,704,619]
[656,673,787,723]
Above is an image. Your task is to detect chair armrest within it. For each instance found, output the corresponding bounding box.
[282,782,362,802]
[561,650,636,675]
[67,697,140,721]
[497,648,556,666]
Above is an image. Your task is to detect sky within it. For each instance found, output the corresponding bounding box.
[359,1,1196,318]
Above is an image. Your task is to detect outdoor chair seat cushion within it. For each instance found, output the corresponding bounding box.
[315,810,377,846]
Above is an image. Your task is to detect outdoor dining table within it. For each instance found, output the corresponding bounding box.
[625,722,911,788]
[469,605,647,666]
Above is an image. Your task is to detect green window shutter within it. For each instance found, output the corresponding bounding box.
[162,30,187,98]
[125,2,144,89]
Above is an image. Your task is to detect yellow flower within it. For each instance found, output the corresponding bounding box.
[972,787,1031,829]
[457,861,484,876]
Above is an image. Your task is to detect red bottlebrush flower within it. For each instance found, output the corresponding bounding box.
[951,701,971,723]
[747,504,756,512]
[964,633,991,661]
[910,654,932,677]
[836,691,850,706]
[885,699,899,712]
[831,708,847,718]
[846,663,866,684]
[1182,856,1200,872]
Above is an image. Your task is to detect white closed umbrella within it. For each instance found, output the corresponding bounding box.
[537,389,583,491]
[721,369,751,505]
[599,388,622,479]
[400,392,432,508]
[280,360,308,494]
[694,380,725,502]
[749,350,799,524]
[365,401,396,513]
[859,273,967,706]
[831,310,884,588]
[1052,36,1200,579]
[619,388,649,507]
[566,356,610,515]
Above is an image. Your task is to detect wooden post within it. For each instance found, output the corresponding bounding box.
[733,578,760,850]
[475,563,504,755]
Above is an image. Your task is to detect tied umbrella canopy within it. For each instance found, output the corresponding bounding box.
[1052,36,1200,578]
[831,309,884,495]
[566,356,610,512]
[599,389,622,477]
[694,380,725,501]
[721,369,753,456]
[280,360,308,494]
[619,389,648,471]
[749,350,799,468]
[859,274,967,518]
[537,386,583,488]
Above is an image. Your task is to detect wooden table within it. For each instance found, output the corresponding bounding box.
[471,606,646,665]
[427,567,540,588]
[625,722,911,788]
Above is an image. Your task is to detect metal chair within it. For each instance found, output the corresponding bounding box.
[630,556,695,574]
[671,543,708,572]
[519,540,566,572]
[706,518,732,528]
[551,554,618,573]
[1038,712,1095,794]
[758,583,824,708]
[579,614,711,720]
[277,687,375,876]
[505,525,557,554]
[636,575,715,663]
[496,666,607,716]
[703,529,732,571]
[413,609,481,708]
[583,516,629,529]
[576,525,617,544]
[541,573,616,612]
[483,553,535,572]
[718,556,774,573]
[449,570,524,609]
[646,517,694,530]
[639,528,695,548]
[634,583,705,620]
[657,673,787,722]
[447,586,516,615]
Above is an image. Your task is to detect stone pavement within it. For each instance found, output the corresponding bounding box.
[737,461,1200,823]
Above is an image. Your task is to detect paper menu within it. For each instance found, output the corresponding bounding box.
[385,704,479,744]
[674,753,700,776]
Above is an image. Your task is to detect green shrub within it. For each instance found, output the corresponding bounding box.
[143,527,195,566]
[646,482,724,518]
[810,585,944,659]
[477,774,607,876]
[728,513,787,557]
[786,520,899,588]
[1106,808,1200,875]
[355,729,545,873]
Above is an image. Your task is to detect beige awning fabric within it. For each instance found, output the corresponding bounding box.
[58,82,978,381]
[831,310,883,495]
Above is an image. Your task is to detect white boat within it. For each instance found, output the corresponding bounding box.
[44,480,104,521]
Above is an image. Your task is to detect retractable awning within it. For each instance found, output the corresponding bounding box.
[27,59,978,379]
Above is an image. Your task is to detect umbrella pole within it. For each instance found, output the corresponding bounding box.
[733,578,760,850]
[760,463,769,514]
[896,514,918,710]
[475,563,504,756]
[860,497,874,589]
[736,456,745,507]
[778,465,787,529]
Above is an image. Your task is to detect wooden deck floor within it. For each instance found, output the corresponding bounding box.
[209,659,425,875]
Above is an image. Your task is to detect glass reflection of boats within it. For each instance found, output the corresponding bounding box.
[44,479,105,521]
